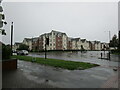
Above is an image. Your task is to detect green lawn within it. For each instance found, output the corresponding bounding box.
[111,52,120,55]
[11,55,99,70]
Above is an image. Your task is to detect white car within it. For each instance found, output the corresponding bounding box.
[17,50,28,55]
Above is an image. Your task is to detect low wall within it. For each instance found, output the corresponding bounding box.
[2,59,17,70]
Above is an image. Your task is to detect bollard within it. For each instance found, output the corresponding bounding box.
[109,52,111,60]
[101,53,102,59]
[107,52,110,60]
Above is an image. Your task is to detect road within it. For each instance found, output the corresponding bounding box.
[3,51,119,88]
[3,59,119,88]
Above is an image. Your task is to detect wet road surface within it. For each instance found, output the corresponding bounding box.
[3,51,119,88]
[28,51,120,67]
[3,60,119,88]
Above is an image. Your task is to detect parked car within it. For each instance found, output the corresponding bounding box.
[12,50,17,53]
[17,50,28,55]
[12,50,17,55]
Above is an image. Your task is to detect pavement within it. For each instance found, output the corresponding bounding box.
[2,59,119,88]
[101,74,119,88]
[3,68,55,88]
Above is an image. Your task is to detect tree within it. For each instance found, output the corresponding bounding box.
[2,44,11,60]
[109,34,119,49]
[1,2,10,60]
[17,44,29,51]
[0,2,7,35]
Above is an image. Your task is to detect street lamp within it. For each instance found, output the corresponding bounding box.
[108,31,111,60]
[45,33,47,59]
[44,33,49,59]
[11,22,13,56]
[104,30,111,60]
[104,31,111,44]
[118,30,120,51]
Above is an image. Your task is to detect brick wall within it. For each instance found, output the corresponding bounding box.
[67,41,72,50]
[2,59,17,70]
[38,37,43,50]
[56,36,62,50]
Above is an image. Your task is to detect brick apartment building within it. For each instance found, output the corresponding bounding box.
[32,37,39,51]
[15,30,109,51]
[40,30,68,51]
[67,37,72,50]
[38,35,44,51]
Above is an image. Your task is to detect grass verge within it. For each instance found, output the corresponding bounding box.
[11,55,99,70]
[111,52,120,55]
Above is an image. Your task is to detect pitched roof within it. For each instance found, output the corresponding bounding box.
[81,39,86,42]
[51,30,64,33]
[14,42,22,45]
[51,30,67,36]
[71,38,80,42]
[32,37,38,42]
[94,41,100,44]
[24,38,32,41]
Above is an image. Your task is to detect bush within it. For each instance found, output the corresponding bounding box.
[2,44,11,60]
[111,49,120,54]
[17,44,29,51]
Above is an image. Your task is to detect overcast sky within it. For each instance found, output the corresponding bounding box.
[1,1,118,44]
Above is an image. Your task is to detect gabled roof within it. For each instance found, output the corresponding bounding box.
[62,33,67,35]
[24,38,32,42]
[40,30,67,37]
[71,38,80,42]
[51,30,67,36]
[40,33,49,37]
[51,30,64,33]
[94,41,100,44]
[14,42,22,45]
[32,37,38,42]
[81,39,86,42]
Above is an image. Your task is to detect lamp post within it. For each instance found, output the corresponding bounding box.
[11,22,13,56]
[44,34,49,59]
[104,30,111,60]
[108,31,111,60]
[118,30,120,51]
[109,31,111,43]
[45,34,47,59]
[104,31,111,44]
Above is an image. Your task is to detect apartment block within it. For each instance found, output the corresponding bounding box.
[32,37,39,51]
[22,38,32,51]
[94,41,101,50]
[67,37,72,50]
[18,30,109,51]
[71,38,80,50]
[38,36,44,51]
[14,42,22,50]
[39,30,68,50]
